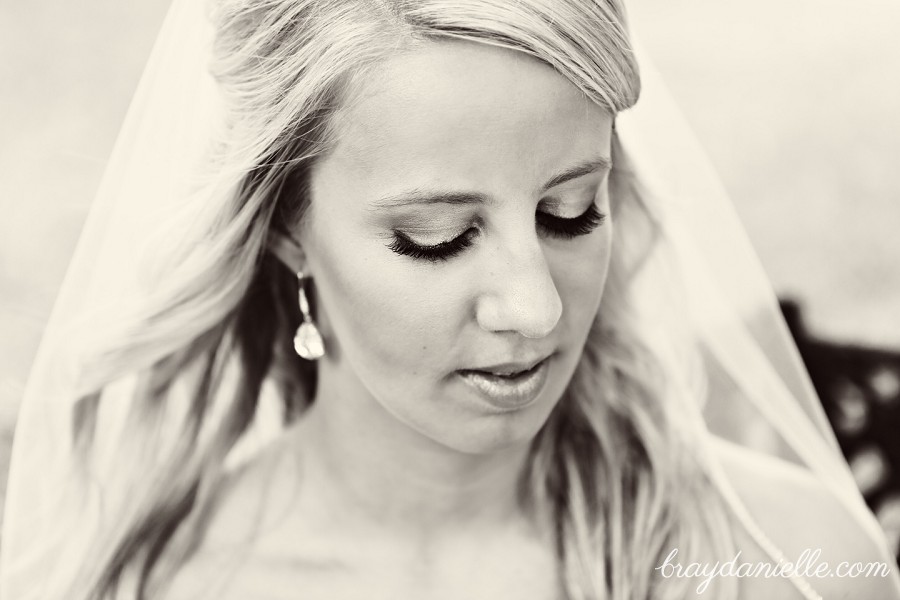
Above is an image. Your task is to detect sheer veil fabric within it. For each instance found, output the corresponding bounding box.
[1,0,897,597]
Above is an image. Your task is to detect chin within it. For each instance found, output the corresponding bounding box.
[433,398,559,455]
[438,362,570,454]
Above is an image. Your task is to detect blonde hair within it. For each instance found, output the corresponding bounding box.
[63,1,738,598]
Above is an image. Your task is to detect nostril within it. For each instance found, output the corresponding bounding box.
[474,238,563,336]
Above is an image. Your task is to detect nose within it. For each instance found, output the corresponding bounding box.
[475,235,563,339]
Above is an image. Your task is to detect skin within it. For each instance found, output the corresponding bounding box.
[274,41,613,534]
[245,39,613,597]
[295,40,613,455]
[165,40,900,600]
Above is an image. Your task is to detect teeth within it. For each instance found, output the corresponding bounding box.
[490,367,530,377]
[472,360,543,378]
[473,370,517,377]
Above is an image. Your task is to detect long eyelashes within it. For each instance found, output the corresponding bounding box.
[537,203,606,239]
[388,229,477,263]
[388,203,606,263]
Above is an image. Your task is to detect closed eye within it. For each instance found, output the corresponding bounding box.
[387,228,478,262]
[536,203,606,239]
[387,203,606,263]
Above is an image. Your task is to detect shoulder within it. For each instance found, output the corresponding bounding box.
[709,435,900,599]
[160,431,304,599]
[206,429,305,548]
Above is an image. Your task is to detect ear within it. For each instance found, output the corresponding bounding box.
[267,231,308,275]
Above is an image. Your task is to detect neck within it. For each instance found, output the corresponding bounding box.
[290,363,534,536]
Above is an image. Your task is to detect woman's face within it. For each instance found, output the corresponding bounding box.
[300,41,614,454]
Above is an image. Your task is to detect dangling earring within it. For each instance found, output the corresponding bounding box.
[293,270,324,360]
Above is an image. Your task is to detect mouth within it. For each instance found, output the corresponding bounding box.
[467,361,543,379]
[456,355,552,411]
[464,355,550,377]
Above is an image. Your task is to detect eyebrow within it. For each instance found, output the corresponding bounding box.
[370,157,611,209]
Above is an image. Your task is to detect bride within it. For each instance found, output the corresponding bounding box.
[2,0,898,599]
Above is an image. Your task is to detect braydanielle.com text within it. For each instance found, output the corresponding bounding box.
[655,548,893,594]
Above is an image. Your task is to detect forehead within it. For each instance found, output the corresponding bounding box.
[317,40,613,195]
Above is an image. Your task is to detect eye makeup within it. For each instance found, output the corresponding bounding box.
[536,203,605,239]
[387,202,607,263]
[388,227,479,262]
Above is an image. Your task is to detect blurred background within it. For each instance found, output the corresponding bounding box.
[1,0,899,556]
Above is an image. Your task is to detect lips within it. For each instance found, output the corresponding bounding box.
[463,355,550,377]
[456,354,552,411]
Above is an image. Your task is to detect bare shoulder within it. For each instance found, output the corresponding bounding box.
[161,432,304,600]
[710,435,900,599]
[206,431,304,545]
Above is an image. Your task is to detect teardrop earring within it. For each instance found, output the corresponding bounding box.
[293,270,324,360]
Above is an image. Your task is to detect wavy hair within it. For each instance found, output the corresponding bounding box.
[59,1,739,598]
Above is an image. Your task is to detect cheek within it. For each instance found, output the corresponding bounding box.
[553,227,613,336]
[304,223,459,380]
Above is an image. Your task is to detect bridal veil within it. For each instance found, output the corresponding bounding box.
[1,0,896,597]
